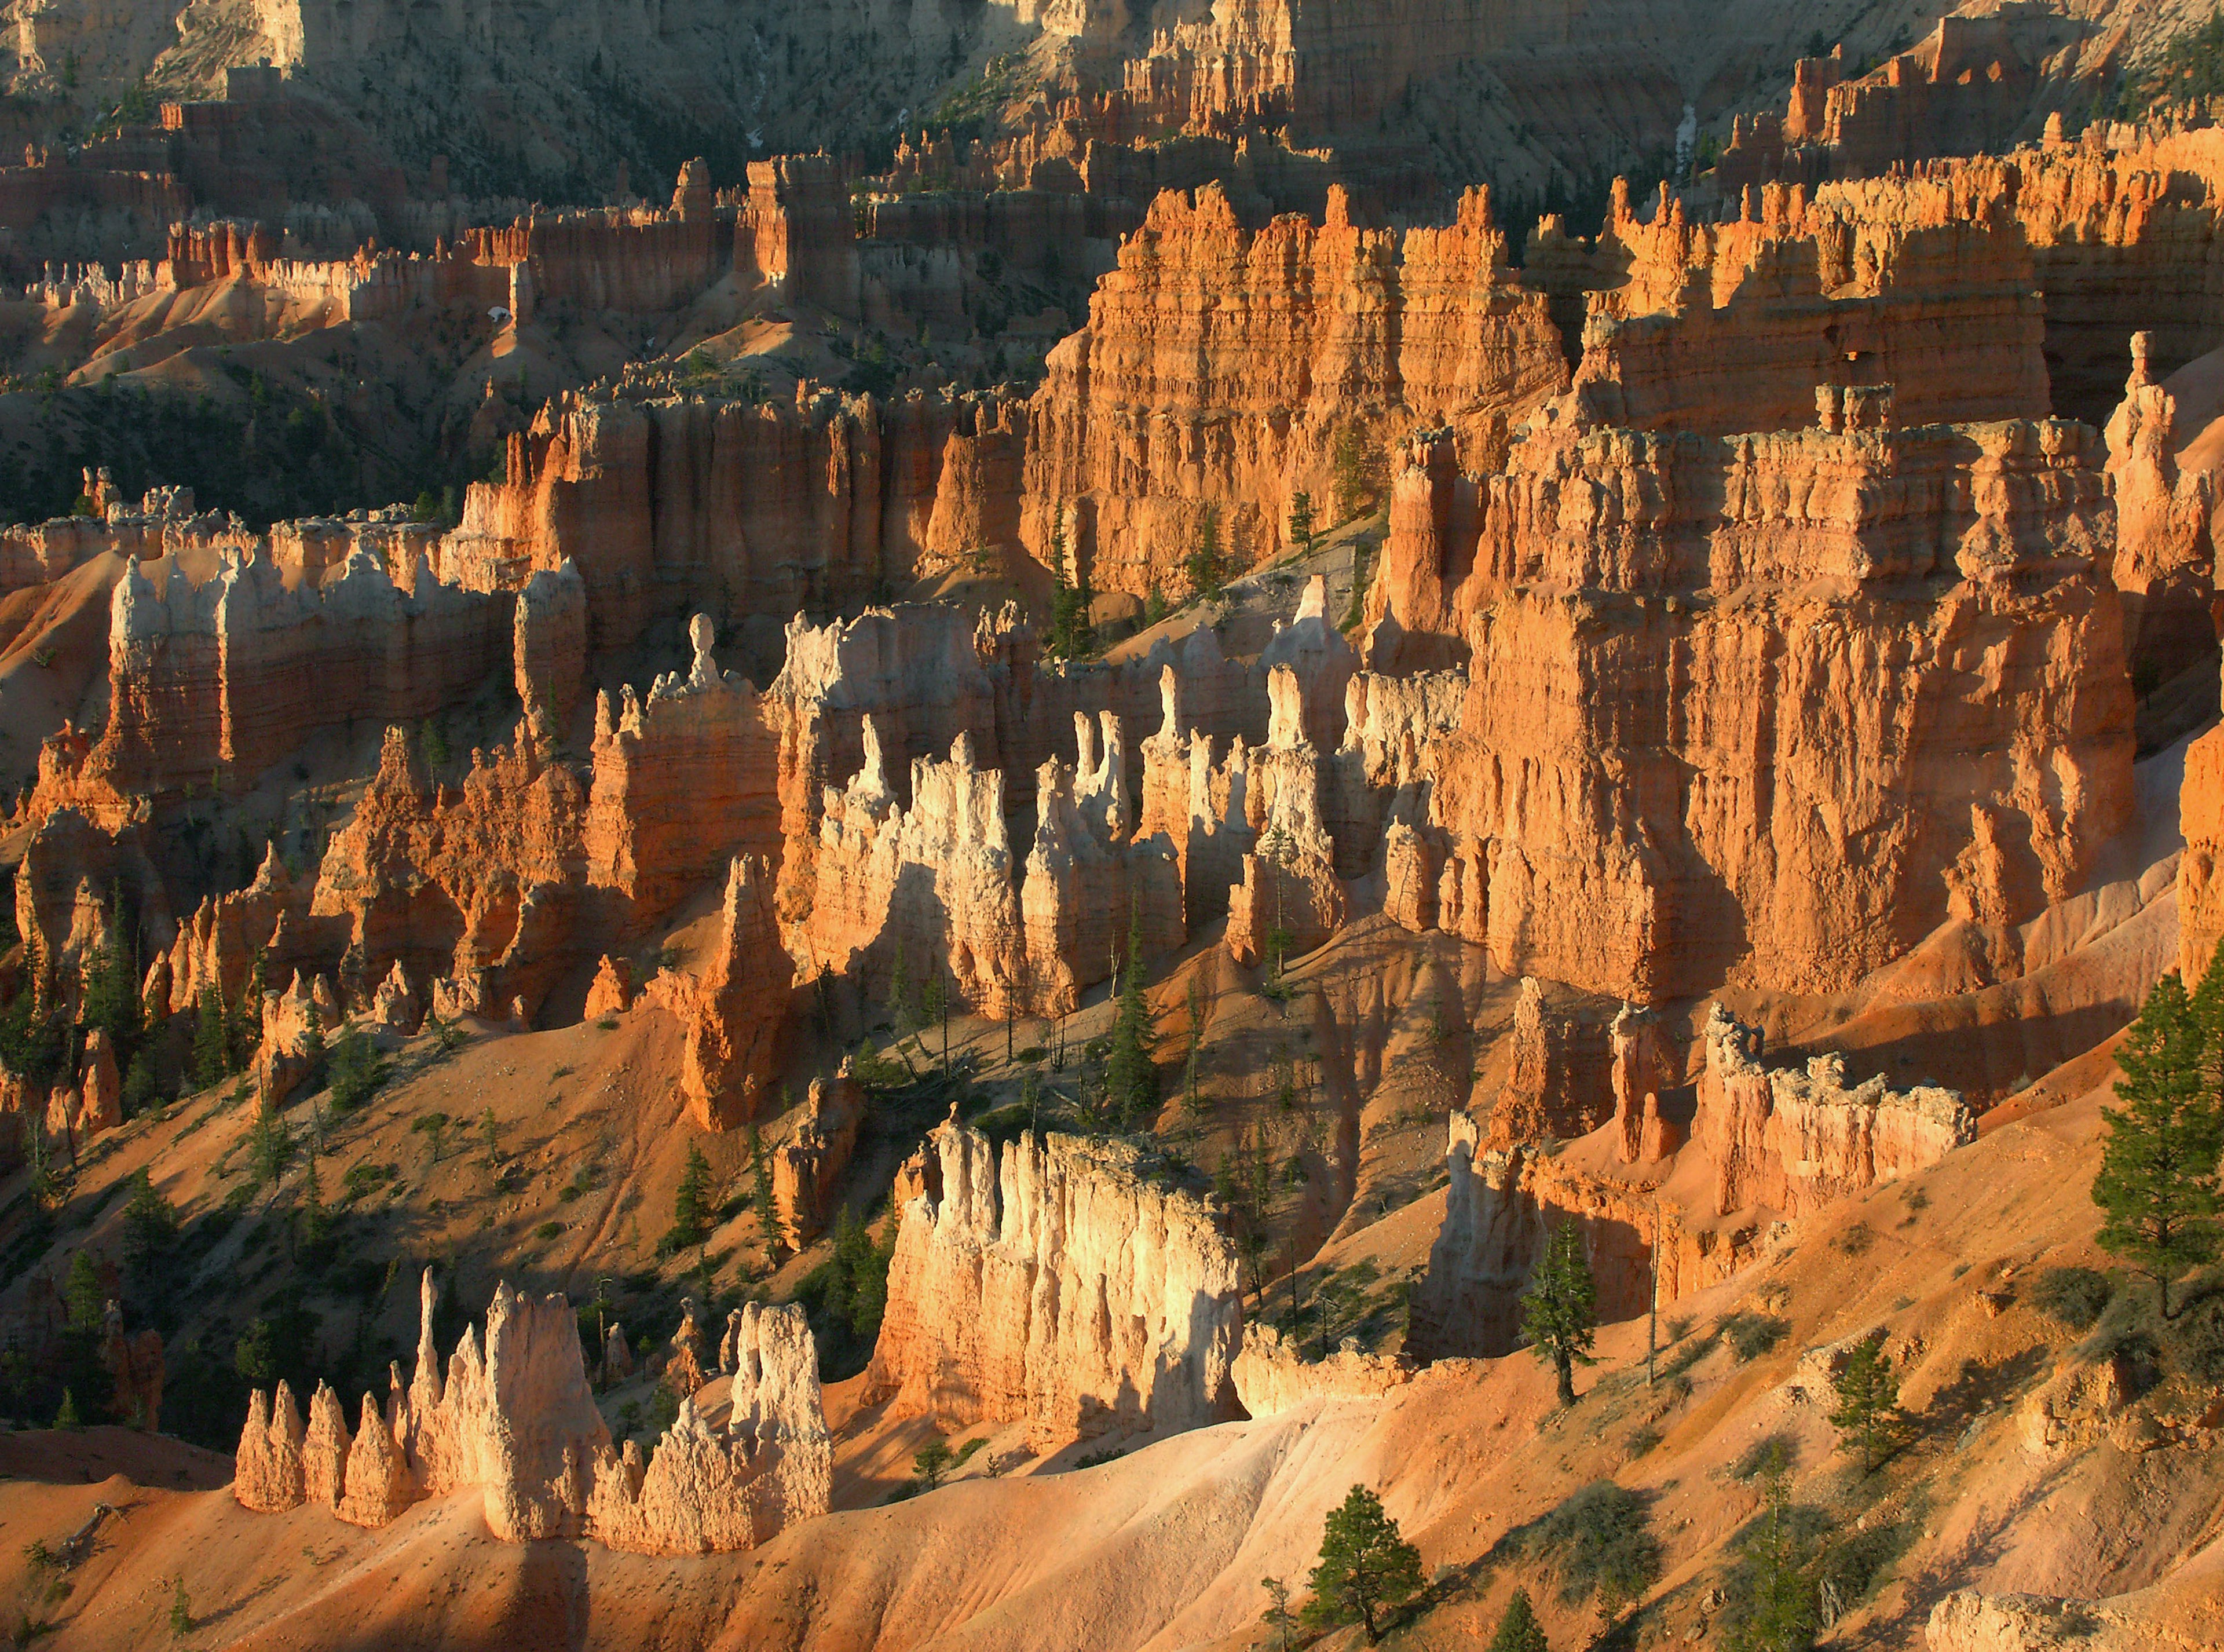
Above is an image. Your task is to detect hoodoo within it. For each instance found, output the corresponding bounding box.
[0,8,2218,1649]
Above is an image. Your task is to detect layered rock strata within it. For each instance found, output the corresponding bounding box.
[1382,399,2133,1001]
[865,1119,1242,1446]
[85,546,507,801]
[442,385,1030,654]
[1024,181,1568,594]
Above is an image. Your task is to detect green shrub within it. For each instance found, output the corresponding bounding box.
[1722,1312,1790,1362]
[1526,1480,1661,1612]
[2029,1266,2113,1331]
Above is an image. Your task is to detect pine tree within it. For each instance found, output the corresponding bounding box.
[751,1125,780,1257]
[120,1168,177,1266]
[250,1093,294,1188]
[1829,1333,1904,1475]
[1488,1588,1550,1652]
[890,940,916,1035]
[1724,1458,1819,1652]
[192,984,229,1090]
[2094,968,2223,1317]
[54,1387,82,1430]
[122,1047,160,1118]
[912,1439,953,1490]
[63,1250,105,1332]
[1521,1220,1599,1406]
[299,996,325,1091]
[79,902,139,1047]
[229,946,268,1070]
[480,1105,502,1168]
[1106,908,1155,1129]
[1261,1576,1296,1651]
[920,972,949,1077]
[296,1156,329,1252]
[169,1576,192,1637]
[1287,491,1317,558]
[671,1145,713,1250]
[1185,506,1226,602]
[1302,1484,1424,1643]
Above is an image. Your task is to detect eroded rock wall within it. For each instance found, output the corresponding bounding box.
[1389,404,2132,1001]
[1025,181,1567,595]
[866,1119,1242,1445]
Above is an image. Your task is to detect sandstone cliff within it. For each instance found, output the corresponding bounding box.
[1383,400,2134,1002]
[1024,181,1567,595]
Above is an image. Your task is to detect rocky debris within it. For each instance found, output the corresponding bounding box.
[588,1302,830,1555]
[1695,1004,1976,1220]
[1231,1324,1410,1417]
[866,1119,1243,1446]
[773,1065,866,1245]
[1925,1589,2134,1651]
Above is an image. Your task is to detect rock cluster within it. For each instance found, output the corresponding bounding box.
[1693,1005,1978,1221]
[235,1274,829,1556]
[1410,1006,1977,1361]
[586,1303,831,1555]
[865,1119,1243,1445]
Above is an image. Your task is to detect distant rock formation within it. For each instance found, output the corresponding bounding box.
[773,1065,866,1245]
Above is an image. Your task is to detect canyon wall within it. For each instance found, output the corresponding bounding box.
[57,546,507,805]
[440,385,1030,654]
[1381,400,2133,1003]
[1023,181,1567,597]
[865,1119,1243,1445]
